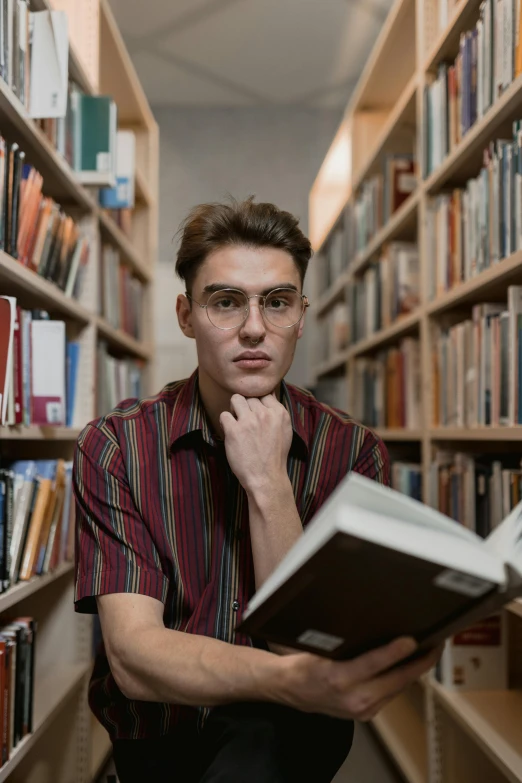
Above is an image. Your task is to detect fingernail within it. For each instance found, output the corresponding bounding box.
[396,637,418,656]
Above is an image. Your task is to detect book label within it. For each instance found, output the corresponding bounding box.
[297,630,344,652]
[434,569,494,598]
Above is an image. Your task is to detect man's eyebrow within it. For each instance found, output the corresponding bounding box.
[202,282,300,295]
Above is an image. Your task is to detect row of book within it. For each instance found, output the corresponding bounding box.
[0,137,90,298]
[391,461,422,502]
[101,245,143,340]
[347,242,419,343]
[426,123,522,298]
[0,460,74,587]
[0,298,80,428]
[315,218,347,296]
[433,290,522,428]
[0,616,36,763]
[424,0,522,176]
[352,338,421,430]
[353,155,416,256]
[429,451,522,536]
[96,341,143,419]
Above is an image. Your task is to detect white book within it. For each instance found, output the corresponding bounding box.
[239,473,522,659]
[29,10,68,119]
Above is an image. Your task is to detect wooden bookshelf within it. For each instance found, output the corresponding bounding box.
[372,690,427,783]
[350,189,420,277]
[0,663,90,783]
[309,0,522,778]
[0,1,159,780]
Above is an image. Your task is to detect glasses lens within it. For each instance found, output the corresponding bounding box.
[263,289,304,327]
[207,290,249,329]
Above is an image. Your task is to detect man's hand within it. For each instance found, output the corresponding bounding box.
[220,394,293,495]
[277,638,441,722]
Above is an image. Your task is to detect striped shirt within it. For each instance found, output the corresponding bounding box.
[73,370,389,740]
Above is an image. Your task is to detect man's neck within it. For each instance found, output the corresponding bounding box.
[197,368,281,438]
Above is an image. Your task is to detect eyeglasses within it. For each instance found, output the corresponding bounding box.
[186,287,310,330]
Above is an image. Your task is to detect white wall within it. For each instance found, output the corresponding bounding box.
[152,106,341,391]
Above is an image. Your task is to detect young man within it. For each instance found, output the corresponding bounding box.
[74,198,439,783]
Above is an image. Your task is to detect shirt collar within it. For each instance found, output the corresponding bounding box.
[169,370,309,457]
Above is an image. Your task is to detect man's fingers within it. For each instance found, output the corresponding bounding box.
[245,397,264,413]
[229,394,250,419]
[347,637,418,684]
[219,411,236,435]
[355,645,439,710]
[259,394,282,409]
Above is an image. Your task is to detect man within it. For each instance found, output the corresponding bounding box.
[74,197,438,783]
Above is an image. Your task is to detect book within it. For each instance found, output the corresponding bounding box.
[99,129,136,209]
[0,296,16,426]
[73,94,117,186]
[238,472,522,659]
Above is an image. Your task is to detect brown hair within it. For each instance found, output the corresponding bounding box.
[175,196,312,294]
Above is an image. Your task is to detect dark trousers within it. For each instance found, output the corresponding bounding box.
[113,702,354,783]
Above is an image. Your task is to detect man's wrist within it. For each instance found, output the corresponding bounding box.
[245,475,294,510]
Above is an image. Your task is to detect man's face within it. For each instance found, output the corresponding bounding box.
[176,245,306,399]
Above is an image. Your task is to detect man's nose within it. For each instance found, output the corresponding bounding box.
[240,300,266,340]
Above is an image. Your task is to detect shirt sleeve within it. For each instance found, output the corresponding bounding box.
[352,430,391,486]
[73,423,169,614]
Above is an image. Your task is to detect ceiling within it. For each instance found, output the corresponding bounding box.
[108,0,394,108]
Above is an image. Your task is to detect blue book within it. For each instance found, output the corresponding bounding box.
[66,341,80,428]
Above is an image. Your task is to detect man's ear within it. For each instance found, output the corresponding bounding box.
[176,293,196,339]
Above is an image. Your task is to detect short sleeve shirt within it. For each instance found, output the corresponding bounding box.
[74,370,390,740]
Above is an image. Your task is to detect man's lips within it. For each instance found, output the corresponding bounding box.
[234,352,271,361]
[233,352,271,368]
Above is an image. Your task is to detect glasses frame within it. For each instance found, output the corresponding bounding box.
[186,287,310,331]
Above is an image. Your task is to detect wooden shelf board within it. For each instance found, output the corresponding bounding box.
[315,271,350,318]
[90,715,112,781]
[424,0,482,72]
[427,251,522,315]
[98,210,151,283]
[507,599,522,619]
[351,190,420,277]
[425,72,522,194]
[314,349,350,379]
[99,0,155,128]
[374,428,423,441]
[0,78,94,211]
[96,316,151,360]
[431,682,522,783]
[0,426,82,441]
[135,168,154,207]
[0,561,73,615]
[349,0,416,111]
[349,310,421,358]
[0,661,90,783]
[353,72,418,192]
[0,251,92,324]
[371,690,428,783]
[429,428,522,441]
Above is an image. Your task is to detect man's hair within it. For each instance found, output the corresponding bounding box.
[175,196,312,294]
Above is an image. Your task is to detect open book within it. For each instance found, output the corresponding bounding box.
[238,472,522,658]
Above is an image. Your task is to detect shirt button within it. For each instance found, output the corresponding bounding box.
[232,600,240,612]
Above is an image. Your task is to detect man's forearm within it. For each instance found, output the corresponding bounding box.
[113,624,285,705]
[247,477,303,591]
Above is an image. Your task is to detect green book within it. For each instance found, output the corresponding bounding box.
[74,94,117,187]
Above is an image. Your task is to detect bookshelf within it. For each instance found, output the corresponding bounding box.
[0,0,158,780]
[310,0,522,779]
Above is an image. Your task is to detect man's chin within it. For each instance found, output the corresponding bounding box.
[232,373,279,399]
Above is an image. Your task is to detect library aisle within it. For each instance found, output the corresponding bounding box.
[310,0,522,780]
[0,0,158,780]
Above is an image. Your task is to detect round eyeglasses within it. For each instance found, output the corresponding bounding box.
[186,287,310,330]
